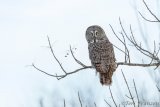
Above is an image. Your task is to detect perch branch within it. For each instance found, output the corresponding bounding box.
[33,29,160,80]
[117,62,159,67]
[32,36,93,80]
[33,16,160,80]
[32,63,92,80]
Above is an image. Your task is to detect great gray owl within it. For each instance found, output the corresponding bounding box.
[85,25,117,85]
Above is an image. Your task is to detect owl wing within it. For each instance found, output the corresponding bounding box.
[101,42,116,68]
[88,41,116,85]
[100,42,117,85]
[88,41,115,66]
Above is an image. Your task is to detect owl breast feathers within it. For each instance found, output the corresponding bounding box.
[86,25,117,85]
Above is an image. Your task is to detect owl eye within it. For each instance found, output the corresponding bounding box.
[95,31,99,36]
[90,31,94,36]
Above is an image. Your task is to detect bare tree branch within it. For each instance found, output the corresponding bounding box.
[117,62,159,67]
[142,0,160,22]
[156,85,160,92]
[70,45,87,67]
[120,32,130,63]
[32,63,92,80]
[104,99,112,107]
[109,86,117,107]
[133,79,139,107]
[113,44,126,55]
[108,18,160,69]
[64,99,66,107]
[121,70,135,107]
[78,92,83,107]
[116,18,160,67]
[32,4,160,80]
[32,31,160,80]
[32,36,93,80]
[94,102,97,107]
[120,18,154,59]
[47,36,67,74]
[109,24,130,63]
[39,98,44,107]
[34,0,160,107]
[138,11,159,22]
[138,0,160,22]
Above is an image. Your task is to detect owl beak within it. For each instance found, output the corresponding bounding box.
[93,31,96,43]
[93,36,96,43]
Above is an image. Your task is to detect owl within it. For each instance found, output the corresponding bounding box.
[85,25,117,85]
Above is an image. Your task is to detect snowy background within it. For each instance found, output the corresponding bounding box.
[0,0,160,107]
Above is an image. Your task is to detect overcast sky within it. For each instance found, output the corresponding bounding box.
[0,0,160,107]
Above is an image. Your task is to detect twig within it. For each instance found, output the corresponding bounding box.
[120,18,150,58]
[119,18,160,62]
[32,63,92,80]
[149,42,155,64]
[119,104,121,107]
[120,32,128,63]
[138,12,159,22]
[138,0,160,22]
[104,99,112,107]
[142,0,160,22]
[32,63,60,78]
[113,44,126,55]
[94,102,97,107]
[121,70,135,107]
[156,85,160,92]
[110,22,158,68]
[109,86,117,107]
[78,92,83,107]
[64,99,66,107]
[33,18,160,80]
[33,36,160,80]
[70,45,87,67]
[32,36,93,80]
[110,24,130,62]
[133,79,139,107]
[32,26,160,80]
[39,98,44,107]
[47,36,67,74]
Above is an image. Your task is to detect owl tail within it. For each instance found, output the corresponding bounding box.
[94,63,113,85]
[99,72,112,85]
[100,67,113,85]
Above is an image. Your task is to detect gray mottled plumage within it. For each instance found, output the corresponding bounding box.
[85,25,116,85]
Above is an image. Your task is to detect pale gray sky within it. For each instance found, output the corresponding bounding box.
[0,0,159,107]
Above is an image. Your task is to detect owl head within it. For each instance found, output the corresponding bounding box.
[85,25,108,44]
